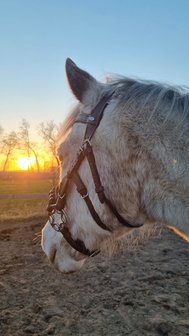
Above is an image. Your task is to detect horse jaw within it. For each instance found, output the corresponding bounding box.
[41,220,86,273]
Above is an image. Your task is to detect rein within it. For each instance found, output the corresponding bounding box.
[47,92,143,257]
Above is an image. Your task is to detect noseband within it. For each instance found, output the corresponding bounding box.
[47,92,142,257]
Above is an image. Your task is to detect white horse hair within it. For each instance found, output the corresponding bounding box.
[42,59,189,273]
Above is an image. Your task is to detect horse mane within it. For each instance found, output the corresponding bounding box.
[110,76,189,133]
[58,75,189,144]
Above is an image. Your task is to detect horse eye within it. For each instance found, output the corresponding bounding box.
[59,155,63,162]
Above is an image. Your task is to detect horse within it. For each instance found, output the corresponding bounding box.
[41,58,189,273]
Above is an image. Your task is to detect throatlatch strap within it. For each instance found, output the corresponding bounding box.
[103,196,143,228]
[73,172,111,232]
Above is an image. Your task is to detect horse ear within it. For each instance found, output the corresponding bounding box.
[65,58,97,102]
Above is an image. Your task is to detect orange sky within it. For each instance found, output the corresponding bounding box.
[0,150,57,172]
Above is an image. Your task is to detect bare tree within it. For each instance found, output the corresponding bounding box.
[0,125,4,154]
[0,125,3,137]
[19,119,40,172]
[39,121,59,166]
[1,131,18,171]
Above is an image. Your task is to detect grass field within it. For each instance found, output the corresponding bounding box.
[0,198,48,220]
[0,179,52,194]
[0,178,52,220]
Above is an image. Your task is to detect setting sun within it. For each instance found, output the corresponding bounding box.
[17,156,36,170]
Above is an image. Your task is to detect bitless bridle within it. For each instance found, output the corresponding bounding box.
[47,92,142,257]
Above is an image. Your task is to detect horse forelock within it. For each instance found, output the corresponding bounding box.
[57,103,81,147]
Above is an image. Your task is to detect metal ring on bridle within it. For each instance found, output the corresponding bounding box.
[81,192,89,199]
[80,138,91,152]
[49,209,67,232]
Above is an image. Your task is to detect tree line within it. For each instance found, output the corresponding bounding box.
[0,120,59,172]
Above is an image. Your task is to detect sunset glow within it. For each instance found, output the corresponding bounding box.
[17,156,36,170]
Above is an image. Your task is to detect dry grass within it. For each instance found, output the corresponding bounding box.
[167,225,189,243]
[101,221,162,256]
[0,198,48,221]
[0,178,51,220]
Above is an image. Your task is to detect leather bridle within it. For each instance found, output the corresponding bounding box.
[47,91,143,257]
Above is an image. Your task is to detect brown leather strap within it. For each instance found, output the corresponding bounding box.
[85,142,105,203]
[75,92,115,141]
[60,226,100,257]
[103,195,143,228]
[54,149,86,211]
[73,172,111,232]
[85,142,142,228]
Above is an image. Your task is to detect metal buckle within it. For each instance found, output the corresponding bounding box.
[58,193,65,200]
[80,138,91,152]
[49,209,67,232]
[81,192,88,199]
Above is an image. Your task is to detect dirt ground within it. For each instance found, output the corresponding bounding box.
[0,217,189,336]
